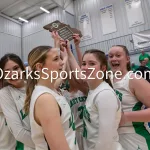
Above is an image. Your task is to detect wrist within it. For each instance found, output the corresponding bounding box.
[75,44,80,48]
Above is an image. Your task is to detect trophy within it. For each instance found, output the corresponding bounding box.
[43,20,82,41]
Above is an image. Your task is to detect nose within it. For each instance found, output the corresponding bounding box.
[109,56,117,62]
[81,65,89,71]
[5,70,13,79]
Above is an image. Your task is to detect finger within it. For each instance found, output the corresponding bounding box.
[63,47,67,52]
[56,31,59,36]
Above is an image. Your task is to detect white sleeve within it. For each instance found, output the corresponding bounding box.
[94,90,118,150]
[0,89,35,148]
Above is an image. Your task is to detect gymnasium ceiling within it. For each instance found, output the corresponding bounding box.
[0,0,60,22]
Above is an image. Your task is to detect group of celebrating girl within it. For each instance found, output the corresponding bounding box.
[0,31,150,150]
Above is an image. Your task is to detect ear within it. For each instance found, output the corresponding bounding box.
[127,56,130,63]
[35,63,43,71]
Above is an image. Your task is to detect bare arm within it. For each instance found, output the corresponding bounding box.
[35,93,70,150]
[51,31,68,90]
[73,34,82,66]
[121,74,150,124]
[66,61,88,95]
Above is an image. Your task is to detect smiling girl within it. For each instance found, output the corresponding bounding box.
[108,45,150,150]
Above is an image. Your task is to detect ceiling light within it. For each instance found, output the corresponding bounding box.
[40,7,50,13]
[19,17,28,23]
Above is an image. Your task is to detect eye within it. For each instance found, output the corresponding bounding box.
[13,66,20,71]
[82,62,86,66]
[54,56,59,61]
[108,55,113,58]
[116,54,120,57]
[89,62,95,66]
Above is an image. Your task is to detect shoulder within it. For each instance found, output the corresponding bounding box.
[94,89,118,110]
[94,88,117,104]
[0,86,11,98]
[35,93,59,114]
[129,72,150,92]
[96,89,116,99]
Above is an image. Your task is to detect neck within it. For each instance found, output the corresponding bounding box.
[114,69,128,80]
[88,79,103,90]
[38,78,55,90]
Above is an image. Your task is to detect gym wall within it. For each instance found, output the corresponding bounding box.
[0,16,21,58]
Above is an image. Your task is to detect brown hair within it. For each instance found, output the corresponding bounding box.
[112,45,131,71]
[24,46,52,114]
[0,53,26,87]
[82,49,113,88]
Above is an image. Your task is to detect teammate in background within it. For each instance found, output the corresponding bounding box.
[0,79,16,150]
[66,39,123,150]
[131,62,139,72]
[135,59,150,83]
[52,31,87,150]
[61,64,87,150]
[0,54,35,150]
[24,44,79,150]
[108,45,150,150]
[139,49,150,69]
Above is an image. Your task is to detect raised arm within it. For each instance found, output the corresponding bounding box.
[73,34,82,66]
[0,89,35,148]
[66,40,85,81]
[35,93,70,150]
[51,32,69,90]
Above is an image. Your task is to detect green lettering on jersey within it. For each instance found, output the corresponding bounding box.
[137,146,142,150]
[83,120,87,138]
[69,112,76,131]
[20,109,28,120]
[70,96,87,108]
[78,106,84,119]
[115,90,123,101]
[83,105,91,139]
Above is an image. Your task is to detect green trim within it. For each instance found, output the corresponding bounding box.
[74,137,77,145]
[20,109,28,120]
[132,102,150,149]
[16,141,24,150]
[115,90,123,102]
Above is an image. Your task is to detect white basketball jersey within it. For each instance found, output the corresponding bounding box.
[83,81,122,150]
[111,72,150,134]
[0,105,16,150]
[0,86,35,150]
[61,90,87,130]
[30,85,79,150]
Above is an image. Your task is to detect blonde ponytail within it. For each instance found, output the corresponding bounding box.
[24,46,52,114]
[24,71,37,114]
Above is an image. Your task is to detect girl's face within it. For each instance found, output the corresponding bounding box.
[4,60,24,87]
[108,46,130,74]
[40,48,64,80]
[81,53,104,81]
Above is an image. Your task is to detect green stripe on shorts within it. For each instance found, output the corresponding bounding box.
[132,102,150,149]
